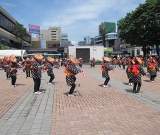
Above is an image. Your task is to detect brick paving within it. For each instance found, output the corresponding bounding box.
[0,65,160,135]
[50,65,160,135]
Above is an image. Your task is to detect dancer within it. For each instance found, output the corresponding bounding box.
[89,58,95,67]
[3,57,10,80]
[65,55,81,96]
[79,58,83,68]
[44,56,56,84]
[30,53,44,95]
[126,58,134,86]
[147,57,159,83]
[24,57,31,78]
[101,56,114,87]
[132,56,146,94]
[9,54,19,87]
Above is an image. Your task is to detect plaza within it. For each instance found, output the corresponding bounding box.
[0,65,160,135]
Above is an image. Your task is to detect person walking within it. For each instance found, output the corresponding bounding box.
[132,56,146,94]
[101,56,114,87]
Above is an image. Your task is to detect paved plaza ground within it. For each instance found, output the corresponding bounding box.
[0,65,160,135]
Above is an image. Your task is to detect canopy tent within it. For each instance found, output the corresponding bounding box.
[0,50,27,57]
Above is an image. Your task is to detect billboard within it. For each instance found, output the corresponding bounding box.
[29,24,40,34]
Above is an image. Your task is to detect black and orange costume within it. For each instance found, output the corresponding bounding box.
[64,56,81,96]
[132,57,146,94]
[24,57,31,78]
[126,58,134,86]
[44,56,56,84]
[30,53,44,95]
[147,57,159,82]
[101,56,114,87]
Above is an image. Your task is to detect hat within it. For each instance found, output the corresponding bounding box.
[102,56,112,62]
[9,54,17,63]
[46,56,55,63]
[69,56,80,64]
[34,53,44,61]
[135,56,142,64]
[30,57,34,62]
[25,57,30,62]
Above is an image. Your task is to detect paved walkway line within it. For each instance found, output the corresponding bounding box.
[84,68,160,111]
[0,72,55,135]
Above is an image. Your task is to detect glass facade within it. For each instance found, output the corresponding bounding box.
[0,12,31,46]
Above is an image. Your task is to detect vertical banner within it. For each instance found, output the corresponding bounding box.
[28,24,40,34]
[40,40,46,49]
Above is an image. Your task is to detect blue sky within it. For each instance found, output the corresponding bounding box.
[1,0,146,45]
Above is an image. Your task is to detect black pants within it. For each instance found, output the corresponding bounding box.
[133,82,141,93]
[129,79,132,83]
[6,72,10,79]
[26,70,30,77]
[33,78,41,92]
[49,74,55,83]
[123,65,125,69]
[150,75,156,81]
[79,63,82,68]
[11,76,16,85]
[104,77,110,85]
[69,76,76,94]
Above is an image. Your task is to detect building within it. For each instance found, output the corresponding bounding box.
[94,21,118,51]
[68,46,104,63]
[78,41,86,46]
[0,6,31,49]
[31,26,61,49]
[78,36,94,46]
[60,33,72,48]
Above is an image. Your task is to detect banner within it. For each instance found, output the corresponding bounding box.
[29,24,40,34]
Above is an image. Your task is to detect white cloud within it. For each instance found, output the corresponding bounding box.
[1,2,16,7]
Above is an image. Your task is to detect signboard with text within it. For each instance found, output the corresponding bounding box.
[29,24,40,34]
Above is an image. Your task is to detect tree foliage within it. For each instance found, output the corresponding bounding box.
[11,22,28,49]
[118,0,160,56]
[0,43,5,50]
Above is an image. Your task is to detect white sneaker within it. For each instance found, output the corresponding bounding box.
[34,92,39,95]
[37,91,42,94]
[14,85,17,87]
[48,82,52,84]
[128,83,130,86]
[103,85,108,87]
[12,85,15,87]
[130,83,132,86]
[68,94,74,97]
[151,81,154,83]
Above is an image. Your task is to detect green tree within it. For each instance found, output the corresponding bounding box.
[118,0,160,56]
[0,43,5,50]
[11,22,28,49]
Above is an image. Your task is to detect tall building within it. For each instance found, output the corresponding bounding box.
[94,21,118,50]
[0,6,31,49]
[60,33,71,47]
[85,36,90,44]
[31,27,61,49]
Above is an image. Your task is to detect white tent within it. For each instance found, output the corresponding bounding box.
[0,50,27,57]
